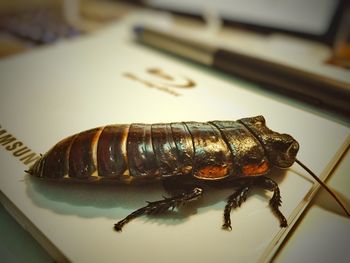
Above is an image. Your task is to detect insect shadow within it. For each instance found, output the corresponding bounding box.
[25,168,288,227]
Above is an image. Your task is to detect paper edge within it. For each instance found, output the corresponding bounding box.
[261,134,350,262]
[0,191,69,262]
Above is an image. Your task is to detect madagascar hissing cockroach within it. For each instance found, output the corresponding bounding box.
[27,115,349,231]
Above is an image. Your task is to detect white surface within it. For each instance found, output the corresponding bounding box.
[0,13,349,262]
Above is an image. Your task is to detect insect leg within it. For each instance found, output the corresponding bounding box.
[114,187,203,232]
[256,176,287,227]
[222,184,251,230]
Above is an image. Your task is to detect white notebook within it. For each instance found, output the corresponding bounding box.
[0,12,349,262]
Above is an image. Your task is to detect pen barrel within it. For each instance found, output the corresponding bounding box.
[213,49,350,116]
[136,27,215,65]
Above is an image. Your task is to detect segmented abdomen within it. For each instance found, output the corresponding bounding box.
[32,120,269,182]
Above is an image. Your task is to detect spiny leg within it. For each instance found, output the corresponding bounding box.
[256,176,287,227]
[222,185,251,230]
[114,187,203,232]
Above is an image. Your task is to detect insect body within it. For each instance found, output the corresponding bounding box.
[27,115,348,231]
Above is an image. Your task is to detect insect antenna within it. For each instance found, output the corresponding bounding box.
[295,159,350,216]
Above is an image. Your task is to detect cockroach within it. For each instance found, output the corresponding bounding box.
[26,115,349,231]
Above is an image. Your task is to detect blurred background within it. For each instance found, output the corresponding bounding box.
[0,0,349,68]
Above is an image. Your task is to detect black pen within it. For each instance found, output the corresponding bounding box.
[133,25,350,117]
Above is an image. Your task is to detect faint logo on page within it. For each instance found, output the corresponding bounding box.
[123,67,196,96]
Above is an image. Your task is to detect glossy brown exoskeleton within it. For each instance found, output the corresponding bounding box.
[27,115,349,231]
